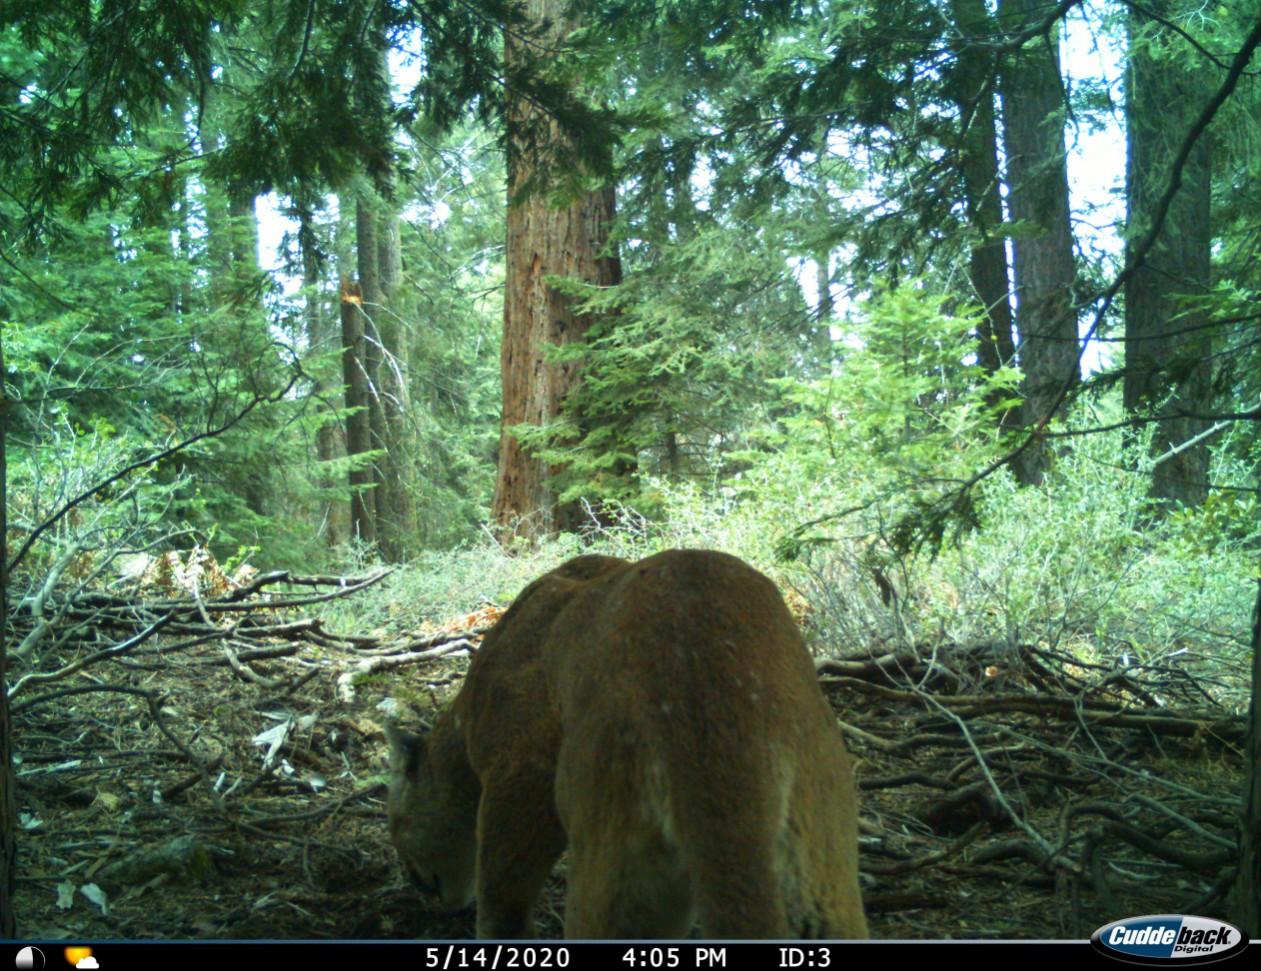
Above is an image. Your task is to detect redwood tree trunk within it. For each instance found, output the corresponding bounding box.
[491,0,622,539]
[1000,0,1080,485]
[1123,0,1213,507]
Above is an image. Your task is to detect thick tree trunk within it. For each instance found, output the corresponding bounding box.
[299,201,342,547]
[999,0,1080,486]
[0,328,17,936]
[174,173,195,317]
[359,188,414,560]
[341,278,376,547]
[1123,1,1213,507]
[351,28,413,560]
[227,191,259,282]
[947,0,1017,424]
[222,188,269,521]
[491,0,622,539]
[374,206,414,558]
[356,191,413,561]
[200,59,268,516]
[355,195,387,548]
[202,188,259,307]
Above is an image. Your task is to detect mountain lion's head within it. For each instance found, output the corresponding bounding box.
[386,721,478,912]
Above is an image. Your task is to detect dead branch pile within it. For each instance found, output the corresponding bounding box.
[7,568,1247,940]
[7,567,496,711]
[823,640,1245,937]
[10,564,503,939]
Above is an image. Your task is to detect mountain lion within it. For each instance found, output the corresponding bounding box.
[386,549,867,939]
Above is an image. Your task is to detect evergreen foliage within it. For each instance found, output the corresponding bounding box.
[1,0,1255,570]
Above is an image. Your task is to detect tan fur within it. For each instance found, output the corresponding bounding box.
[386,549,867,939]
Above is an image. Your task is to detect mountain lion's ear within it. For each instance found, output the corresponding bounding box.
[385,722,427,781]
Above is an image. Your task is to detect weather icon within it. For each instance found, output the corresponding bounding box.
[61,950,94,969]
[15,947,44,970]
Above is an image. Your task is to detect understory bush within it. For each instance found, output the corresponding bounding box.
[340,408,1253,718]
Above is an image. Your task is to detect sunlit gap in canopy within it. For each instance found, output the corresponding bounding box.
[254,29,431,305]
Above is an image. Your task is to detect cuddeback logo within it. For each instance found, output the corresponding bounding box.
[1091,915,1249,964]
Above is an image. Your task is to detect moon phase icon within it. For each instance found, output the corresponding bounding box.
[15,947,45,970]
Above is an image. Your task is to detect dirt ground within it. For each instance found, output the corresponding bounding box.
[11,577,1245,942]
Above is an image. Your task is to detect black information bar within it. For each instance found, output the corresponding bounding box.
[4,939,1138,971]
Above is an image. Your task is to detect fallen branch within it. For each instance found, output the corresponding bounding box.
[817,652,961,689]
[7,612,175,700]
[11,683,158,716]
[220,643,284,690]
[193,644,298,666]
[863,822,987,876]
[335,640,473,703]
[71,569,389,615]
[1087,819,1234,876]
[821,676,1245,743]
[358,626,489,657]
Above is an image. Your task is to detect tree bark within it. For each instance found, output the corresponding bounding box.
[358,191,413,560]
[0,326,17,936]
[1123,0,1213,507]
[355,194,387,548]
[228,190,259,274]
[341,277,376,547]
[491,0,622,539]
[374,204,414,558]
[946,0,1017,425]
[353,28,413,560]
[299,199,342,547]
[999,0,1080,486]
[199,54,268,517]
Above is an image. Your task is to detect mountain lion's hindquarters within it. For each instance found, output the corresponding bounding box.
[788,731,869,939]
[387,550,868,941]
[563,811,696,937]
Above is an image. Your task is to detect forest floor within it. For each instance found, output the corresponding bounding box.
[11,564,1247,942]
